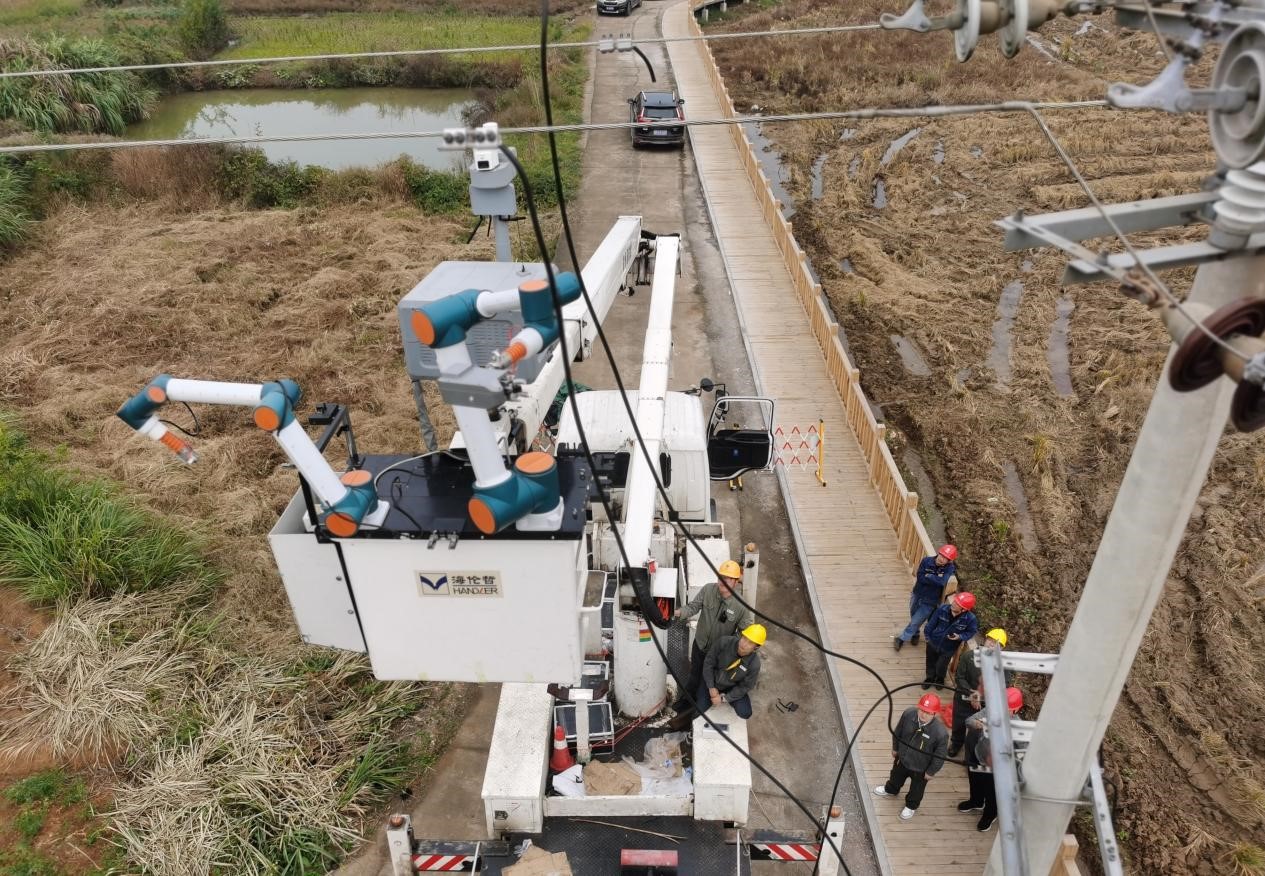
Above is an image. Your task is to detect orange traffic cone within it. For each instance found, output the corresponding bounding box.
[550,724,575,772]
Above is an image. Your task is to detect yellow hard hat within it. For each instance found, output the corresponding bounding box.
[741,624,767,646]
[718,560,743,580]
[986,628,1008,647]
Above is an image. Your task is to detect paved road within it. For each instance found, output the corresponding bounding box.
[335,2,879,873]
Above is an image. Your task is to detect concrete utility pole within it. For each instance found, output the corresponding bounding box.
[987,254,1265,876]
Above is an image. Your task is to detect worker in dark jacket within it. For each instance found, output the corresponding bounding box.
[923,591,978,690]
[667,625,766,730]
[873,693,948,820]
[958,687,1025,832]
[894,544,957,651]
[948,628,1010,757]
[673,559,754,711]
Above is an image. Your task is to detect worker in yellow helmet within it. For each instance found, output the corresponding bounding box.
[948,628,1010,757]
[668,624,766,730]
[671,559,753,713]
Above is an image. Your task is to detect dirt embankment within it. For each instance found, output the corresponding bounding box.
[708,2,1265,872]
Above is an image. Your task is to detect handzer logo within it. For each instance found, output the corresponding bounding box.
[418,575,449,595]
[416,571,502,598]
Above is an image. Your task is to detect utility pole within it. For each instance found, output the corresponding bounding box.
[986,253,1265,876]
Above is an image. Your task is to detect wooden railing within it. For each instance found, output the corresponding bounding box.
[688,10,934,569]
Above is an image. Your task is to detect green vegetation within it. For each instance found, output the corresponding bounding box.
[5,770,87,806]
[0,36,155,134]
[0,0,85,30]
[221,12,546,59]
[0,419,219,603]
[178,0,230,59]
[0,163,33,247]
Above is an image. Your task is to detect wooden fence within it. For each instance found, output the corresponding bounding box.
[687,10,934,569]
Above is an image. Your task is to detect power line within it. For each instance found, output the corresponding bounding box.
[0,99,1112,156]
[1021,103,1249,363]
[0,22,882,81]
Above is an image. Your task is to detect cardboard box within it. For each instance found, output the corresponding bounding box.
[583,760,642,796]
[504,846,572,875]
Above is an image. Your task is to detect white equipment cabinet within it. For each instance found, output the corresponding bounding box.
[482,683,553,835]
[337,535,588,683]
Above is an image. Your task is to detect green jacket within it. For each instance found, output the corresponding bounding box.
[702,635,762,702]
[680,582,754,652]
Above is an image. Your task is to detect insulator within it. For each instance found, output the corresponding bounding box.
[1210,162,1265,248]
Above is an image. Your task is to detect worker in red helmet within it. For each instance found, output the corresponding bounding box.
[922,591,978,691]
[873,693,948,820]
[894,544,957,652]
[959,687,1025,832]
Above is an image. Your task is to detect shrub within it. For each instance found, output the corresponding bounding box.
[216,148,324,208]
[177,0,229,60]
[0,36,155,135]
[399,158,467,214]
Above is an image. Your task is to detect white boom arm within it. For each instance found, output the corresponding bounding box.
[620,234,681,566]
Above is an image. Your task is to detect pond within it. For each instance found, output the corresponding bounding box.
[127,88,479,171]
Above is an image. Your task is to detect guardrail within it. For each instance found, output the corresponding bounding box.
[690,0,748,20]
[688,8,934,570]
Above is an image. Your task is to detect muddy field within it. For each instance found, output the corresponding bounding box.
[708,1,1265,872]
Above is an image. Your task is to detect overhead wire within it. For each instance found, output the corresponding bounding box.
[1020,103,1250,363]
[0,22,884,81]
[0,99,1113,156]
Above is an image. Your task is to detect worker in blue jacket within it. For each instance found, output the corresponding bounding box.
[922,591,978,690]
[893,544,957,652]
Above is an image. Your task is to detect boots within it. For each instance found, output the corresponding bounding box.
[666,711,694,732]
[893,637,904,652]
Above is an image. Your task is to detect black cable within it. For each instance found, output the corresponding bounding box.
[159,401,201,437]
[503,136,850,873]
[532,7,867,870]
[535,0,898,757]
[466,215,485,244]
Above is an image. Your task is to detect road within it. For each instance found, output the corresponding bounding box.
[335,2,879,873]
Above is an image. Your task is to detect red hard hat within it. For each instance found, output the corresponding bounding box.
[938,544,958,561]
[1006,687,1024,711]
[917,693,941,712]
[954,591,976,611]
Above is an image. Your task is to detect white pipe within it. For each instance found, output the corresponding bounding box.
[166,379,262,407]
[621,235,679,566]
[453,405,512,490]
[275,419,348,508]
[476,287,522,318]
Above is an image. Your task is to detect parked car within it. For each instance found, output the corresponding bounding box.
[628,90,685,148]
[597,0,641,15]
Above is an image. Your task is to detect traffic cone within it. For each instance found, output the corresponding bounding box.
[550,724,575,772]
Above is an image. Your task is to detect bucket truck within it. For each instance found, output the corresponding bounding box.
[117,215,805,873]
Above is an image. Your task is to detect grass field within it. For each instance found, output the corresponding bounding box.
[221,12,565,61]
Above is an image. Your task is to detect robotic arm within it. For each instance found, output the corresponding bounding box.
[117,375,388,537]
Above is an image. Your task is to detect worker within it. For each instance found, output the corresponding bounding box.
[894,544,957,651]
[947,628,1010,757]
[873,692,948,820]
[672,559,754,712]
[922,591,978,690]
[958,687,1025,832]
[667,624,765,729]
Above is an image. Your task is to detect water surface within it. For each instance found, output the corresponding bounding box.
[127,87,478,170]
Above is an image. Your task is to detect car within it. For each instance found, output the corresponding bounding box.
[597,0,641,15]
[628,90,685,148]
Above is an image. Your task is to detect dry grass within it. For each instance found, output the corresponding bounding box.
[0,590,202,766]
[223,0,590,14]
